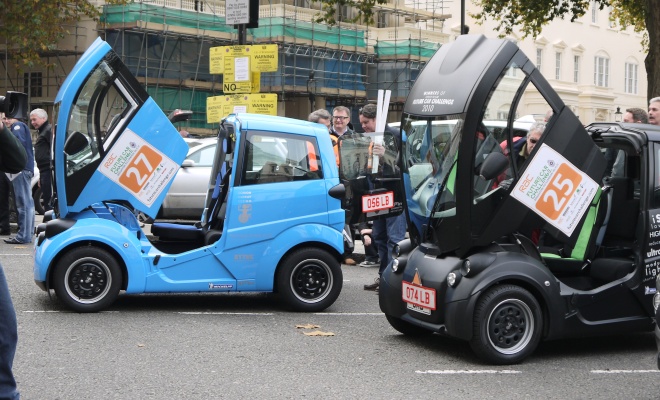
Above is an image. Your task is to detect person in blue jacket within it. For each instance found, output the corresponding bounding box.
[3,115,34,245]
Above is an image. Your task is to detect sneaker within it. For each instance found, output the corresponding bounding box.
[343,257,357,265]
[359,260,379,268]
[363,277,380,291]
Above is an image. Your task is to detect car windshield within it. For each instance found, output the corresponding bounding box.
[402,115,463,234]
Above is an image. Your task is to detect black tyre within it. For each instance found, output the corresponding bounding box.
[469,284,542,365]
[33,185,44,215]
[52,246,122,313]
[385,314,431,336]
[277,247,342,312]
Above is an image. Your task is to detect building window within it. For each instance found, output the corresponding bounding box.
[574,55,580,83]
[555,52,562,80]
[594,56,609,87]
[625,62,638,94]
[591,1,598,23]
[536,48,543,71]
[23,72,43,97]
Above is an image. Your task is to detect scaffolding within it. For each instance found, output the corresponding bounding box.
[2,0,451,133]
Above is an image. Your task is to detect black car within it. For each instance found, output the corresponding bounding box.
[374,35,657,364]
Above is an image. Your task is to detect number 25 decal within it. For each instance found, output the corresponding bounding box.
[118,146,163,194]
[536,163,582,220]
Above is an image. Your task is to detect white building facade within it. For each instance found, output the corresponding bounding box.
[434,0,648,123]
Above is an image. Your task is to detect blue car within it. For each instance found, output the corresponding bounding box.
[33,38,346,313]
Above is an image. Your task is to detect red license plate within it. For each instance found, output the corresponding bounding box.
[402,280,436,311]
[362,191,394,213]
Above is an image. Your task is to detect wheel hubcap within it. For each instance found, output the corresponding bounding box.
[290,259,332,303]
[64,257,112,304]
[487,298,534,355]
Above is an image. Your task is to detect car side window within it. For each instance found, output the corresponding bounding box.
[241,131,323,186]
[188,145,216,167]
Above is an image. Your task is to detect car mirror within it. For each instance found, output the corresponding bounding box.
[181,159,195,168]
[63,131,89,156]
[479,152,508,180]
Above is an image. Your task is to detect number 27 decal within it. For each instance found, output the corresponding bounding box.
[118,146,163,194]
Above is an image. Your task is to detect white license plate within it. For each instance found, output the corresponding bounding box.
[407,303,431,315]
[362,191,394,213]
[402,280,436,311]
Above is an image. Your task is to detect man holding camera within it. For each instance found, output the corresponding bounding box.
[0,114,27,400]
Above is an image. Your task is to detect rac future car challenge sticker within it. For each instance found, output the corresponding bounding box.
[98,129,179,207]
[511,143,598,237]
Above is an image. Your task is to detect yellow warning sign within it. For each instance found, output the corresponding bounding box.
[206,93,278,122]
[209,44,278,74]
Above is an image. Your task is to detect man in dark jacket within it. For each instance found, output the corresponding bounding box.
[0,114,27,400]
[4,115,34,245]
[30,109,52,212]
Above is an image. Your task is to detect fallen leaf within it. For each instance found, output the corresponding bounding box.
[302,330,335,336]
[295,324,320,329]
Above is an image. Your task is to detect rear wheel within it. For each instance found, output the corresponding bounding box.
[469,284,542,365]
[385,314,431,336]
[277,247,342,312]
[52,246,122,313]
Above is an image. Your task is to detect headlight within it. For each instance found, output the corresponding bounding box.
[391,258,399,272]
[654,293,660,312]
[447,272,458,287]
[393,244,401,258]
[461,259,471,276]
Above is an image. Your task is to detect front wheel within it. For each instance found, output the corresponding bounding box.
[469,284,542,365]
[52,246,122,313]
[277,248,342,312]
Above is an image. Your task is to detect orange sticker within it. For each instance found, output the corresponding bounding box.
[118,145,163,194]
[535,163,582,220]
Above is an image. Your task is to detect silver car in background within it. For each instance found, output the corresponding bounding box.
[158,137,217,220]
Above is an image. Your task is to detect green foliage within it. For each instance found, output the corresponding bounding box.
[310,0,388,26]
[472,0,647,42]
[0,0,128,70]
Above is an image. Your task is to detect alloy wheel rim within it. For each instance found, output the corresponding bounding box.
[290,259,332,303]
[486,298,534,355]
[64,257,112,304]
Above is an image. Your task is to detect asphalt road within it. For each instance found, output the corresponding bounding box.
[2,239,659,399]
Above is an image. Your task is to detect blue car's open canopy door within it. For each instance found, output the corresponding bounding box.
[54,38,187,218]
[400,35,606,257]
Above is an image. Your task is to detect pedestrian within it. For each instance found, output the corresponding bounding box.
[623,107,649,124]
[648,97,660,125]
[0,114,28,400]
[308,109,332,130]
[3,115,34,244]
[358,104,406,291]
[30,109,53,212]
[358,222,379,267]
[309,108,357,265]
[331,106,353,137]
[0,172,10,236]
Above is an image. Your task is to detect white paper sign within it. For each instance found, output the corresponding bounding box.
[511,144,599,237]
[98,129,179,207]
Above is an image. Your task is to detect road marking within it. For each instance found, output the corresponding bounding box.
[177,312,275,315]
[591,370,660,374]
[315,312,384,316]
[23,310,119,313]
[0,253,32,256]
[416,370,522,374]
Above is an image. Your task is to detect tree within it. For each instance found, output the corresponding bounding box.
[0,0,127,70]
[312,0,387,26]
[472,0,656,100]
[314,0,657,100]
